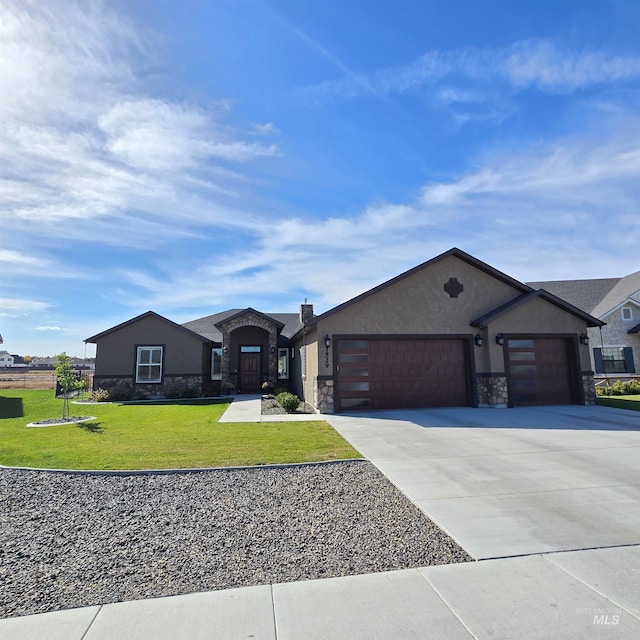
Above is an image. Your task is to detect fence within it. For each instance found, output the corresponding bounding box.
[0,370,94,392]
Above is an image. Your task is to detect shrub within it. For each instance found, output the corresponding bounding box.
[165,384,200,399]
[274,387,288,397]
[597,380,640,396]
[221,381,235,395]
[90,388,110,402]
[276,392,300,413]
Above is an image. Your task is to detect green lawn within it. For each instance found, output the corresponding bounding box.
[596,395,640,412]
[0,390,361,470]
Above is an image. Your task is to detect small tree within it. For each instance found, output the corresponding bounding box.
[55,352,85,420]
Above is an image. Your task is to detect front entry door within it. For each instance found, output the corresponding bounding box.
[240,349,261,392]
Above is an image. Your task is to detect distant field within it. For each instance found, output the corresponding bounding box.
[0,371,86,390]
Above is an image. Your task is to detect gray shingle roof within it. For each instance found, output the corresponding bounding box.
[591,271,640,318]
[526,278,620,314]
[528,270,640,318]
[181,309,301,342]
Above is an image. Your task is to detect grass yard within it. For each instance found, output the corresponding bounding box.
[0,390,361,470]
[596,395,640,412]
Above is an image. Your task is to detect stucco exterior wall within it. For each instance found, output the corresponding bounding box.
[93,315,207,377]
[315,255,524,373]
[484,296,592,372]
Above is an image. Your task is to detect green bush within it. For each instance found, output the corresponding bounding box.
[276,392,300,413]
[597,379,640,396]
[165,384,200,399]
[274,387,289,396]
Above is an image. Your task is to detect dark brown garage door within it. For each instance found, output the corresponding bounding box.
[506,337,579,406]
[336,338,470,411]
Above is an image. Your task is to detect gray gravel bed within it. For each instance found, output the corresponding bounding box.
[261,397,315,415]
[0,461,472,619]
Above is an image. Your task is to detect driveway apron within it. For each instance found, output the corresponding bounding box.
[325,405,640,559]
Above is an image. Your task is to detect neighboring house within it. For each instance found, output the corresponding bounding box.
[528,269,640,380]
[0,351,15,367]
[30,356,95,370]
[86,248,603,411]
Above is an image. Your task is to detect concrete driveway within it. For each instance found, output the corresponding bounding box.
[326,404,640,559]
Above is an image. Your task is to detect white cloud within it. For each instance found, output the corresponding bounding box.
[299,39,640,104]
[110,123,640,312]
[0,298,52,316]
[0,0,279,248]
[36,326,61,331]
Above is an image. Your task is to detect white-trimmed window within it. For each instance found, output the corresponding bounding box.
[622,306,633,321]
[211,348,222,380]
[278,348,289,379]
[136,346,163,383]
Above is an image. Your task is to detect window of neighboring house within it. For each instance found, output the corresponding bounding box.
[211,348,222,380]
[622,306,633,321]
[278,348,289,379]
[601,347,627,373]
[136,346,163,383]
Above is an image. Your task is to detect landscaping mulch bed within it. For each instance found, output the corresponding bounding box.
[0,462,472,618]
[261,396,315,415]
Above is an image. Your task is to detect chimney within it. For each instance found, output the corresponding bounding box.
[299,301,314,325]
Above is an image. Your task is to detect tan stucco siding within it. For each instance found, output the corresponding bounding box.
[316,255,523,372]
[94,315,207,377]
[484,297,590,372]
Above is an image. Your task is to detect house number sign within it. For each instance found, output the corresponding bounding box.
[325,348,330,368]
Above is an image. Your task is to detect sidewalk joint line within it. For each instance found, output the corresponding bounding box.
[80,605,103,640]
[417,569,480,640]
[543,552,640,622]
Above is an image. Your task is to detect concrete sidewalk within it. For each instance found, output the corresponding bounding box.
[218,394,324,422]
[2,546,639,639]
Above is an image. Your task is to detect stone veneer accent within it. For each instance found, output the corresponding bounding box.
[93,375,206,400]
[582,374,596,405]
[476,374,508,408]
[316,377,334,413]
[217,310,279,390]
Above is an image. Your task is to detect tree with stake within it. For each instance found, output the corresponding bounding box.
[55,352,85,420]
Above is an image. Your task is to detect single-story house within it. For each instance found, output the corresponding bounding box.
[528,269,640,380]
[86,248,603,411]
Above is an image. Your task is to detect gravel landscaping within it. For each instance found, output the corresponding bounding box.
[0,461,472,619]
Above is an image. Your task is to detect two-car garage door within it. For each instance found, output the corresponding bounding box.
[335,335,580,411]
[336,338,471,411]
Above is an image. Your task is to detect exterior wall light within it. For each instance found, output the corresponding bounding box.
[495,334,505,346]
[474,335,484,347]
[579,334,590,345]
[324,335,332,349]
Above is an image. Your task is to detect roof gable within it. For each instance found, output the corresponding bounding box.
[471,289,605,328]
[182,309,300,342]
[85,311,211,344]
[314,247,533,324]
[214,307,285,330]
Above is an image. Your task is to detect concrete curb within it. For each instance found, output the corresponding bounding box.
[0,458,367,476]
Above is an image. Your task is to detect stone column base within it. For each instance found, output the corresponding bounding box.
[476,375,509,408]
[316,377,335,413]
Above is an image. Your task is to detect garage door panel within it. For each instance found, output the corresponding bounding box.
[507,337,578,407]
[337,337,470,411]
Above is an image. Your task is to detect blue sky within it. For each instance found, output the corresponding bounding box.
[2,0,640,357]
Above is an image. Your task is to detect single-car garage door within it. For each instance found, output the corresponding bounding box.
[506,337,579,406]
[336,337,471,411]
